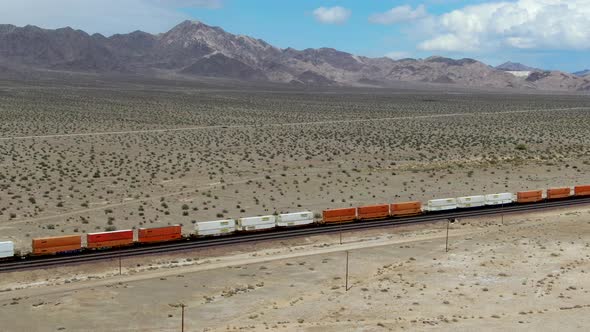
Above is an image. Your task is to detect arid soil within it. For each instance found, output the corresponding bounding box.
[0,79,589,252]
[0,206,589,331]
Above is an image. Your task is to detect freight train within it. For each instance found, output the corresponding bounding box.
[1,185,589,260]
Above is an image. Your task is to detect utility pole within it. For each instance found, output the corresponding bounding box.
[446,218,456,252]
[180,304,186,332]
[345,250,349,291]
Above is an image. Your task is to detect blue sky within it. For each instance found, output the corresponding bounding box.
[2,0,589,72]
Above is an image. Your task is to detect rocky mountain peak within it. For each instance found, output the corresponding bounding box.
[496,61,539,72]
[0,21,587,91]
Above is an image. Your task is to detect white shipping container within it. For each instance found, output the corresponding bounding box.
[277,211,313,223]
[277,219,314,227]
[238,215,276,227]
[485,193,514,205]
[196,228,235,237]
[0,241,14,259]
[427,199,457,211]
[456,195,486,208]
[239,223,276,232]
[195,219,236,232]
[428,198,458,207]
[427,198,457,211]
[276,211,314,227]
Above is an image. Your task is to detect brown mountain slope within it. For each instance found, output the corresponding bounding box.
[0,20,587,91]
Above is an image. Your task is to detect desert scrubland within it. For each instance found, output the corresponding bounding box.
[0,78,589,251]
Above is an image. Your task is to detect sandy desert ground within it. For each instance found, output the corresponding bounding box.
[0,78,589,251]
[0,206,589,331]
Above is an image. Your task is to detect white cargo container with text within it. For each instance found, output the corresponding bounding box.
[456,195,486,208]
[276,211,314,227]
[427,198,458,211]
[485,193,514,205]
[238,215,276,231]
[195,219,236,236]
[0,241,14,259]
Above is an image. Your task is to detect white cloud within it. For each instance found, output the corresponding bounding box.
[369,5,427,25]
[0,0,221,36]
[418,0,590,52]
[385,51,412,60]
[312,6,352,25]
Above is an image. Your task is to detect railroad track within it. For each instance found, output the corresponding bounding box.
[1,197,589,273]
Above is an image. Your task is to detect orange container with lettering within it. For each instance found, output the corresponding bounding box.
[390,201,423,217]
[138,226,182,244]
[574,185,590,197]
[322,208,357,223]
[546,187,570,200]
[87,230,134,249]
[32,235,82,255]
[516,190,543,203]
[357,204,390,220]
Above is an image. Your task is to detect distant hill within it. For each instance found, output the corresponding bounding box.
[0,21,589,91]
[496,62,540,72]
[574,69,590,77]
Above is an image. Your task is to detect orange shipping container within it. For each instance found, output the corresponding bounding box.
[138,226,182,244]
[32,235,81,249]
[517,190,543,203]
[574,185,590,197]
[87,230,134,249]
[32,235,82,255]
[390,201,422,216]
[357,204,390,220]
[322,208,356,223]
[546,187,571,200]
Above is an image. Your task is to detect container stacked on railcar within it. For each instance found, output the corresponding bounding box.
[138,226,182,243]
[456,195,486,208]
[32,235,82,255]
[485,193,514,205]
[276,212,314,227]
[195,219,236,237]
[357,204,390,220]
[427,198,458,211]
[517,190,543,203]
[0,241,14,259]
[322,208,357,223]
[238,215,276,232]
[546,187,571,200]
[87,230,134,249]
[575,185,590,197]
[390,201,422,216]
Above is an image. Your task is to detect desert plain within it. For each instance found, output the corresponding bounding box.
[0,77,589,250]
[0,76,590,331]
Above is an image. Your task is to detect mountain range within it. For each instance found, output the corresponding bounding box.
[0,20,589,91]
[574,69,590,77]
[495,62,540,72]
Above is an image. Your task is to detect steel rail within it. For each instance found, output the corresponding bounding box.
[1,197,589,272]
